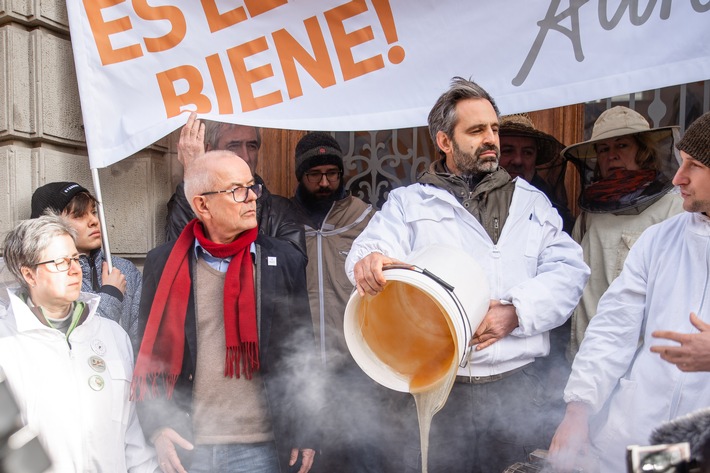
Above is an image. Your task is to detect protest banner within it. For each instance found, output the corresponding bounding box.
[66,0,710,169]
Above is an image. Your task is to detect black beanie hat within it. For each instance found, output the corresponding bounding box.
[31,181,89,218]
[677,111,710,168]
[295,132,344,180]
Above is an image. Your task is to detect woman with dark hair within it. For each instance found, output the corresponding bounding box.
[565,106,683,358]
[0,215,158,472]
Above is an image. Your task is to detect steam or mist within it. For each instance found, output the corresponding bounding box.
[267,315,416,472]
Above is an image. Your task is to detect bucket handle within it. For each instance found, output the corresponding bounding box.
[383,264,473,368]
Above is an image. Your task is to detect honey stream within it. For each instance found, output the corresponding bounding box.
[359,282,460,473]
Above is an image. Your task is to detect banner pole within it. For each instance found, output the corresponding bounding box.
[91,168,114,272]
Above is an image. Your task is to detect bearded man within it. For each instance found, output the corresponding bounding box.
[290,132,407,473]
[345,77,589,473]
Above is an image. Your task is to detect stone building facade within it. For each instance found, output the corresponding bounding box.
[0,2,174,261]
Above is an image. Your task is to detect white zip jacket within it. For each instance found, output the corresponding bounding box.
[345,179,589,377]
[0,288,158,473]
[564,211,710,472]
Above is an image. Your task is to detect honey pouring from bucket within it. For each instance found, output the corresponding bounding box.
[344,246,490,473]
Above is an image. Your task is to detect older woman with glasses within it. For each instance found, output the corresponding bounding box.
[0,214,159,472]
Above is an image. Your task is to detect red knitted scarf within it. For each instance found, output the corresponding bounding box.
[131,219,259,401]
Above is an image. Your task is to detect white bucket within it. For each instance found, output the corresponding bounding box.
[344,246,490,393]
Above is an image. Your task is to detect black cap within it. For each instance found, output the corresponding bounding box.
[31,182,89,218]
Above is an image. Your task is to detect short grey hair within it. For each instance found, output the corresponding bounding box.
[3,214,77,290]
[203,120,261,151]
[427,77,500,158]
[184,150,237,218]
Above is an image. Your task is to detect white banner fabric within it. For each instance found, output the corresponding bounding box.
[65,0,710,169]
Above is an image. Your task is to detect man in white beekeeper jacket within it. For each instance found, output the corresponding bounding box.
[549,111,710,472]
[345,77,590,473]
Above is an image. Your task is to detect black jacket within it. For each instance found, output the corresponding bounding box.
[530,173,575,234]
[135,234,319,471]
[165,175,307,257]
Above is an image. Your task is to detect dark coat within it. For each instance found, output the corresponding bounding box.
[530,173,575,235]
[135,233,319,471]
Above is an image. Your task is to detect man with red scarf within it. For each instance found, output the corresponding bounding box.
[133,151,318,473]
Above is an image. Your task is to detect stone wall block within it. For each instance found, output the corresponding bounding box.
[33,28,84,144]
[0,25,34,137]
[0,0,69,32]
[97,151,170,255]
[0,27,5,134]
[0,144,33,238]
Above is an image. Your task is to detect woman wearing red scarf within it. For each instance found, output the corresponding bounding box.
[565,106,684,359]
[132,152,318,473]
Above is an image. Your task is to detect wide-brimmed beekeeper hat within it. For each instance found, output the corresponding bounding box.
[565,106,680,215]
[562,106,677,161]
[499,114,564,166]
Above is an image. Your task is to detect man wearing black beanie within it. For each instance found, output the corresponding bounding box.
[291,132,398,473]
[293,132,347,228]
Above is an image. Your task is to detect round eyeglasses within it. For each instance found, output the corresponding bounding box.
[304,170,342,184]
[35,255,82,273]
[200,183,263,203]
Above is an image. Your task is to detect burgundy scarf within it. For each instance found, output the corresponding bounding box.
[583,169,657,204]
[132,219,259,400]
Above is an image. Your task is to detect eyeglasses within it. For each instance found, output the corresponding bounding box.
[35,255,82,273]
[200,183,263,203]
[304,170,342,184]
